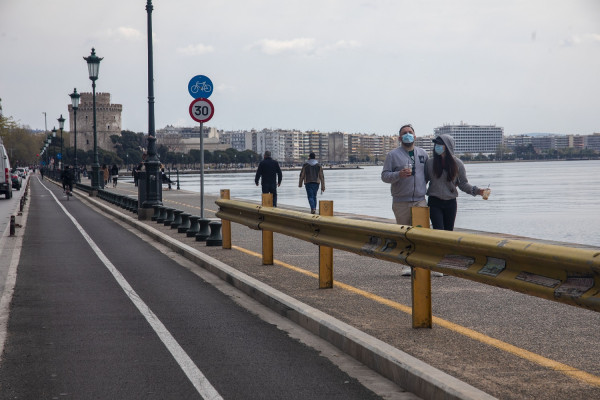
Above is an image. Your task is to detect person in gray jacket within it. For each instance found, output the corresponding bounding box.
[381,124,429,225]
[425,134,486,231]
[299,152,325,214]
[382,124,433,276]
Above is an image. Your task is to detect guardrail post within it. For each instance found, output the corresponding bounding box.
[262,193,274,265]
[220,189,232,249]
[411,207,432,329]
[319,200,334,288]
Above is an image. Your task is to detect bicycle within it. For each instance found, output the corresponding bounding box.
[190,81,212,94]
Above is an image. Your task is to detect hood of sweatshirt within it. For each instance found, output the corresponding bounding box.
[436,134,455,156]
[307,159,318,166]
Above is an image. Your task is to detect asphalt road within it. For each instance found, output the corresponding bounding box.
[0,176,412,399]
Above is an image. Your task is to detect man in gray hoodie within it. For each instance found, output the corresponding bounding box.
[381,124,429,225]
[381,124,432,276]
[299,152,325,214]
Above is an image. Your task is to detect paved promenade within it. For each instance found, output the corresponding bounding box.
[2,175,599,399]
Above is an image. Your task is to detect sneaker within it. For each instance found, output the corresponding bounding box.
[400,266,412,276]
[432,271,444,277]
[311,209,316,214]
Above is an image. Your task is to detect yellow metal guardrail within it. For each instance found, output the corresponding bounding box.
[215,197,600,314]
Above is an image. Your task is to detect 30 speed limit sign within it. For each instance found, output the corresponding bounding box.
[189,98,214,123]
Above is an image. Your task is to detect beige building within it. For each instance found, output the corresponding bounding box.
[68,92,122,153]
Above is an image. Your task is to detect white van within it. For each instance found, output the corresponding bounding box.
[0,143,13,199]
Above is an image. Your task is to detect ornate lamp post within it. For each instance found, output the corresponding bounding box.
[51,127,57,171]
[69,88,80,182]
[57,114,65,170]
[141,0,162,214]
[83,48,103,191]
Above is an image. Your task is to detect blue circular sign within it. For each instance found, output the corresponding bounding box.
[188,75,213,99]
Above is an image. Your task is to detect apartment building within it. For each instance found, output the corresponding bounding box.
[434,123,504,154]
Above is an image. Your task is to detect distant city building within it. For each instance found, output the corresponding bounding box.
[434,123,504,154]
[68,92,122,153]
[586,133,600,152]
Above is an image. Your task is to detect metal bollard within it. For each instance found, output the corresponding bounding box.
[156,206,167,223]
[411,206,433,329]
[163,208,175,226]
[206,221,222,246]
[178,213,191,233]
[170,210,183,229]
[187,216,200,237]
[195,218,211,242]
[10,215,15,236]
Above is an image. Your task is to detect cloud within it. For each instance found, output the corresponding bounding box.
[247,38,360,56]
[177,43,215,56]
[559,33,600,47]
[105,27,143,41]
[248,38,316,55]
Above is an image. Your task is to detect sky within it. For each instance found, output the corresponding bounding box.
[1,0,599,137]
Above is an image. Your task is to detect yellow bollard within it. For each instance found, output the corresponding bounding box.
[411,207,432,329]
[262,193,274,265]
[220,189,232,249]
[319,200,334,288]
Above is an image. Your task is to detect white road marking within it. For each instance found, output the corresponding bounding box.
[42,180,223,400]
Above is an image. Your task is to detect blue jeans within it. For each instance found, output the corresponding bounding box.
[305,182,319,210]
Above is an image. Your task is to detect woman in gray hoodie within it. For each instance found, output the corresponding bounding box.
[425,134,486,231]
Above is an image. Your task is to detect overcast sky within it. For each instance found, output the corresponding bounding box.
[1,0,599,137]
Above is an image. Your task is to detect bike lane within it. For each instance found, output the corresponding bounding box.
[0,177,392,399]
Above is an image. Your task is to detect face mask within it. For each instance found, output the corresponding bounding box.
[434,144,445,155]
[401,133,415,144]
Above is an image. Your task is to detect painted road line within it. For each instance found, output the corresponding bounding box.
[232,245,600,388]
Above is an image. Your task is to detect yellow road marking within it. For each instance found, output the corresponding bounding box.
[115,189,600,387]
[233,245,600,388]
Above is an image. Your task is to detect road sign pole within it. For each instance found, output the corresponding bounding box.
[200,121,204,219]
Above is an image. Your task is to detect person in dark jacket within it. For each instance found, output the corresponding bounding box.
[298,152,325,214]
[111,164,119,187]
[254,151,283,207]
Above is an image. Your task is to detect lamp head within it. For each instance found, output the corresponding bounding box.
[58,115,65,130]
[70,88,80,109]
[84,48,103,81]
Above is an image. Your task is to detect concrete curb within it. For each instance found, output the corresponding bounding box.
[78,191,496,400]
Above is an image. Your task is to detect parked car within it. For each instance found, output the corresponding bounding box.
[10,170,22,190]
[0,144,12,199]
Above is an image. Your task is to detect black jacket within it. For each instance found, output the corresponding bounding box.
[255,157,282,186]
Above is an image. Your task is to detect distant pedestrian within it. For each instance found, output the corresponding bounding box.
[425,134,488,231]
[111,164,119,187]
[101,164,109,188]
[161,167,173,190]
[255,151,283,207]
[298,152,325,214]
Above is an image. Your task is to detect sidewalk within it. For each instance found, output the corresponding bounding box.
[67,180,600,400]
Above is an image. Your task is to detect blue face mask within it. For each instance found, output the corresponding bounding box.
[434,144,445,155]
[401,133,415,144]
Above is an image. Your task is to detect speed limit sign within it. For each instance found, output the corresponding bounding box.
[189,98,214,123]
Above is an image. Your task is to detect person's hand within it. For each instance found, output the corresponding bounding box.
[299,184,302,188]
[478,188,485,195]
[278,183,281,187]
[399,168,412,178]
[255,182,259,186]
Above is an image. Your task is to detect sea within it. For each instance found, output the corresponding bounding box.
[143,160,600,247]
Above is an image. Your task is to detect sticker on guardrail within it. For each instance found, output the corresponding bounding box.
[554,277,594,298]
[437,255,475,270]
[479,257,506,276]
[515,272,560,288]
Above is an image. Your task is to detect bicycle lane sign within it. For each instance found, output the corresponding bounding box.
[188,75,213,99]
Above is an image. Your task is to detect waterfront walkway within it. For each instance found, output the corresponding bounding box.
[1,175,599,399]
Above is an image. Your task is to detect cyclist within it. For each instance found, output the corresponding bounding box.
[61,165,75,196]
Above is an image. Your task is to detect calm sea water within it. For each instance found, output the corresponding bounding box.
[154,160,600,247]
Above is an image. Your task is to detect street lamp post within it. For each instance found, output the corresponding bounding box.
[69,88,80,182]
[84,48,103,192]
[51,127,57,172]
[57,114,65,170]
[141,0,162,215]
